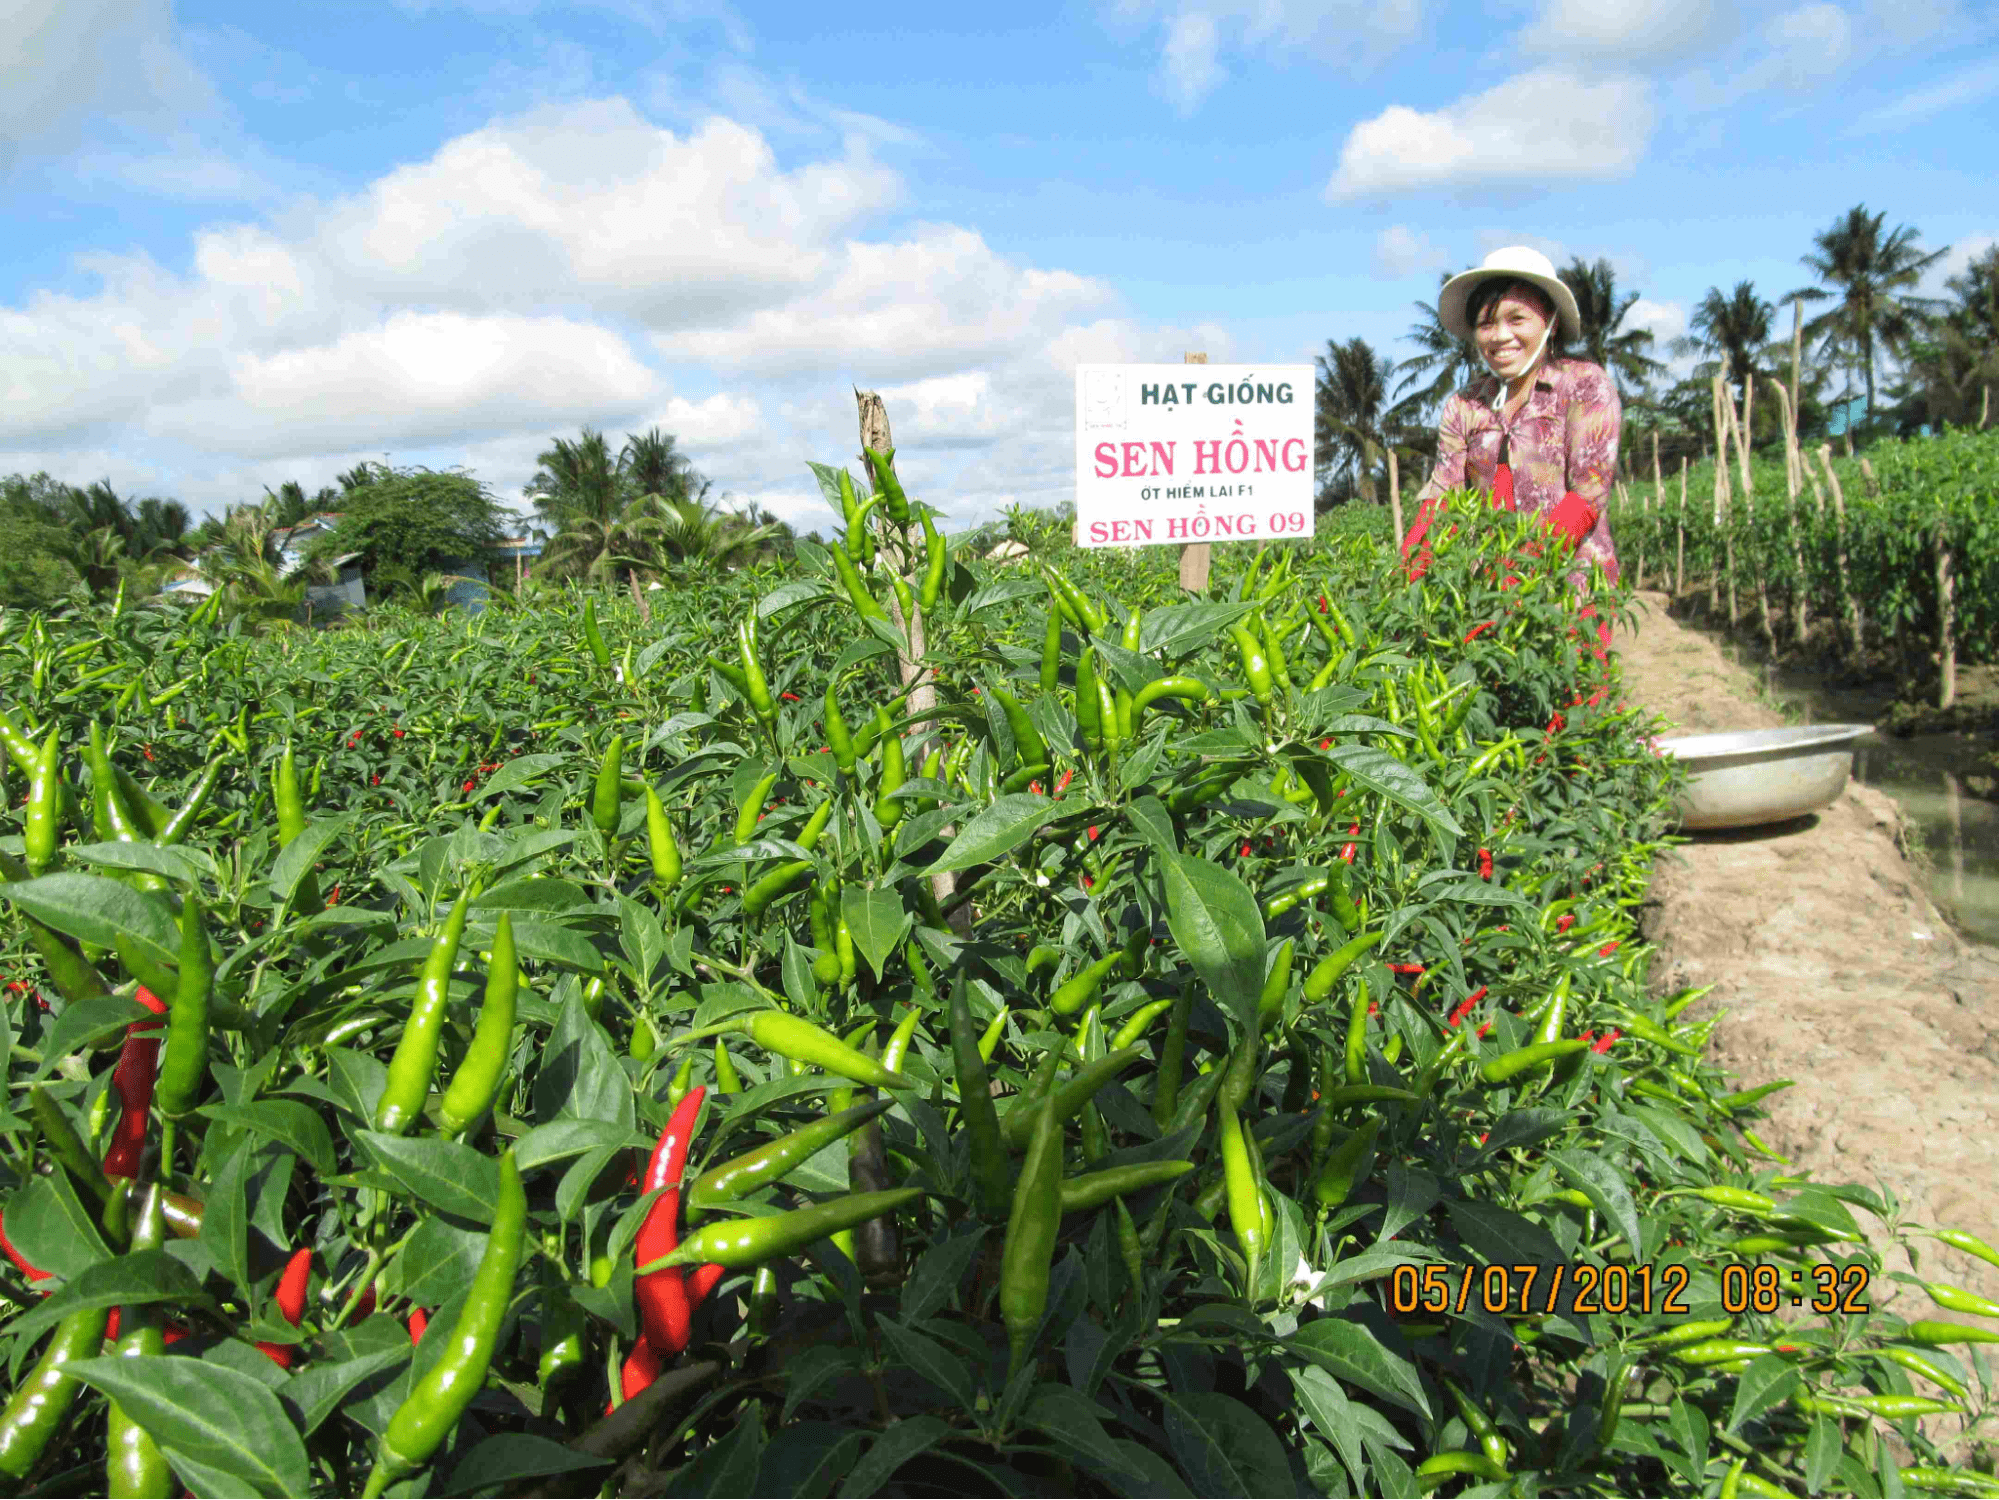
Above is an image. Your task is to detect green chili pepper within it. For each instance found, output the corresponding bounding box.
[581,595,613,667]
[735,621,777,726]
[989,685,1047,770]
[1217,1094,1264,1289]
[836,912,857,989]
[366,1151,526,1495]
[978,1006,1007,1064]
[1001,1096,1061,1377]
[1417,1452,1510,1484]
[736,769,779,845]
[436,913,517,1137]
[154,891,212,1119]
[1692,1185,1779,1214]
[919,513,946,614]
[1717,1079,1796,1111]
[590,736,624,837]
[375,890,472,1135]
[1040,609,1062,694]
[29,1085,111,1208]
[1229,623,1274,709]
[104,1186,171,1499]
[1062,1160,1194,1215]
[156,758,222,847]
[1096,675,1121,754]
[1445,1377,1509,1470]
[648,1188,921,1273]
[725,1010,910,1089]
[1876,1346,1971,1401]
[1634,1318,1736,1348]
[1259,615,1292,696]
[1252,941,1294,1034]
[24,729,61,876]
[1669,1339,1778,1365]
[1534,975,1570,1047]
[644,789,682,891]
[864,446,911,524]
[1113,997,1176,1051]
[1149,991,1192,1129]
[686,1099,893,1211]
[1051,952,1123,1016]
[1926,1228,1999,1273]
[881,1008,921,1077]
[949,974,1010,1218]
[1001,1046,1146,1147]
[1261,875,1330,922]
[1903,1321,1999,1347]
[830,541,891,625]
[2,850,110,1004]
[1330,865,1362,930]
[1479,1038,1590,1084]
[1344,976,1370,1085]
[1303,930,1382,1002]
[820,684,857,777]
[1073,649,1103,750]
[873,721,906,830]
[1614,1011,1699,1055]
[1313,1115,1379,1209]
[0,1300,112,1479]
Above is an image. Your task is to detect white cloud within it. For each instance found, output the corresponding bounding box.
[0,0,218,173]
[1760,4,1852,90]
[142,312,658,459]
[1847,58,1999,135]
[389,0,755,53]
[663,224,1119,381]
[1859,0,1963,44]
[1515,0,1736,64]
[1109,0,1423,114]
[1624,297,1687,350]
[1373,225,1451,278]
[1327,71,1652,200]
[1920,234,1997,299]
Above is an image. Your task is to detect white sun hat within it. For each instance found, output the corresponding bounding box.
[1438,246,1581,344]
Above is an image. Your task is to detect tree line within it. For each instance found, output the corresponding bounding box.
[1312,202,1998,509]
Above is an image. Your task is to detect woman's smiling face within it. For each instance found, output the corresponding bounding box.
[1474,286,1553,381]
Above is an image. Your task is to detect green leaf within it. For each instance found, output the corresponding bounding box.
[1158,1389,1293,1499]
[1125,795,1176,856]
[875,1316,977,1411]
[508,919,605,973]
[1286,1317,1431,1418]
[922,794,1066,875]
[840,885,909,983]
[66,841,213,886]
[837,1413,952,1499]
[270,816,354,905]
[446,1434,613,1496]
[0,872,178,972]
[381,1217,489,1308]
[1139,600,1262,658]
[357,1131,503,1222]
[66,1354,310,1498]
[756,579,831,619]
[1321,744,1464,847]
[1728,1355,1801,1434]
[470,878,590,913]
[535,993,634,1132]
[1288,1366,1367,1492]
[201,1100,337,1176]
[7,1250,211,1351]
[1161,852,1265,1035]
[0,1171,110,1280]
[277,1346,410,1437]
[513,1119,631,1173]
[200,1136,255,1298]
[474,754,568,801]
[30,994,150,1081]
[1549,1149,1643,1259]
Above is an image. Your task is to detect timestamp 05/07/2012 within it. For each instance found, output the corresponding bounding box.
[1389,1262,1874,1319]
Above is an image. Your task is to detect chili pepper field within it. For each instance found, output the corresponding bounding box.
[3,458,1997,1499]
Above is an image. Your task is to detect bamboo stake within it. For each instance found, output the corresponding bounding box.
[1935,516,1956,711]
[1766,378,1809,648]
[1789,299,1805,494]
[1178,353,1210,593]
[1858,455,1880,498]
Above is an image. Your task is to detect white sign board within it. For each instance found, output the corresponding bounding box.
[1073,364,1315,548]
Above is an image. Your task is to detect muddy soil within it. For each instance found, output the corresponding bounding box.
[1613,589,1999,1427]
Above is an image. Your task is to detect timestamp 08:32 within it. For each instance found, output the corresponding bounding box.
[1389,1262,1874,1319]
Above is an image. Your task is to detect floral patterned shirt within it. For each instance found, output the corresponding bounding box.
[1408,355,1623,595]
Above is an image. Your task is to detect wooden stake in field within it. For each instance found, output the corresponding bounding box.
[1178,353,1210,594]
[1386,449,1404,555]
[1816,444,1863,663]
[1765,377,1809,648]
[1676,456,1687,596]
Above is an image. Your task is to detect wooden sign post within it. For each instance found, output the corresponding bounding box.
[1177,352,1210,593]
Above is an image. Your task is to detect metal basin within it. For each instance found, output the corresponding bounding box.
[1650,724,1873,831]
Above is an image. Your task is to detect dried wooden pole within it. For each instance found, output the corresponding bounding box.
[1935,518,1956,709]
[1386,448,1405,553]
[1816,444,1863,663]
[1765,378,1809,647]
[1858,455,1880,498]
[628,570,652,625]
[1676,456,1687,596]
[1788,299,1805,495]
[1178,353,1210,593]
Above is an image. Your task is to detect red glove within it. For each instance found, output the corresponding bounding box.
[1545,491,1597,549]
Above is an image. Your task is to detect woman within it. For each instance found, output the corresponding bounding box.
[1399,246,1621,674]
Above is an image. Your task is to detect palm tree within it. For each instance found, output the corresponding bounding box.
[1674,281,1775,403]
[1392,272,1487,424]
[652,497,781,571]
[131,498,192,560]
[1902,246,1999,429]
[1315,337,1414,506]
[620,428,706,509]
[1785,204,1950,419]
[1557,257,1668,394]
[523,428,665,583]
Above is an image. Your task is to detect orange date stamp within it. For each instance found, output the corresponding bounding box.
[1389,1262,1693,1319]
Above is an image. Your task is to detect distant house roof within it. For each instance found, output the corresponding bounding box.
[492,536,544,558]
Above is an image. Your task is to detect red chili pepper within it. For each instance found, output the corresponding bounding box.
[1476,1023,1493,1039]
[393,728,404,737]
[1598,941,1619,958]
[327,883,341,906]
[685,1263,726,1308]
[408,1308,429,1343]
[103,989,170,1180]
[780,692,801,702]
[275,1247,311,1325]
[1030,781,1043,796]
[1478,847,1493,881]
[1240,843,1253,858]
[356,1284,377,1320]
[635,1086,707,1362]
[1318,595,1328,613]
[1081,875,1094,890]
[462,780,476,793]
[1463,621,1495,643]
[1318,738,1332,750]
[1591,1029,1621,1054]
[1055,769,1074,794]
[618,1337,664,1406]
[1477,1132,1489,1145]
[1087,826,1099,841]
[1556,914,1576,933]
[1387,963,1425,975]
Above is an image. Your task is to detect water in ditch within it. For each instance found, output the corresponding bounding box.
[1759,662,1999,945]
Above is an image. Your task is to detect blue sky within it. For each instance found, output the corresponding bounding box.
[2,0,1993,537]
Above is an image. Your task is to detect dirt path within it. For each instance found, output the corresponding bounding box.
[1614,588,1999,1345]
